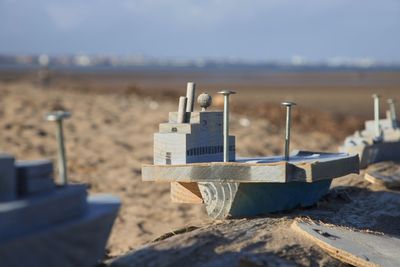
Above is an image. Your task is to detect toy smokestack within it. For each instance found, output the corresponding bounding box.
[177,96,188,123]
[186,82,196,112]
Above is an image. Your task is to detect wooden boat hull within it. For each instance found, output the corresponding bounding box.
[0,195,120,267]
[199,180,332,219]
[342,141,400,169]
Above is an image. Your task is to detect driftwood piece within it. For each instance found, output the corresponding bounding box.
[365,161,400,188]
[143,152,359,183]
[292,219,400,267]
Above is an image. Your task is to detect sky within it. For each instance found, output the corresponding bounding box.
[0,0,399,62]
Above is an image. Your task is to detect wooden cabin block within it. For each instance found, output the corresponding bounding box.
[16,160,55,196]
[16,160,53,179]
[0,154,16,202]
[170,182,203,204]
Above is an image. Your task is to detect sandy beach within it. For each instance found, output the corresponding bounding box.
[0,70,399,264]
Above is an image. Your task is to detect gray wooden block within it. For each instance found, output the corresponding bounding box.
[0,194,120,267]
[16,160,53,180]
[16,160,55,196]
[0,154,16,202]
[292,219,400,267]
[17,177,55,196]
[0,184,87,241]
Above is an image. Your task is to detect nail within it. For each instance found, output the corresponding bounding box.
[372,94,381,140]
[46,110,71,185]
[387,98,398,129]
[281,102,296,161]
[218,90,236,162]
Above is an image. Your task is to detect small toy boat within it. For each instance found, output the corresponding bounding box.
[0,155,120,267]
[340,95,400,169]
[0,111,120,267]
[142,83,359,219]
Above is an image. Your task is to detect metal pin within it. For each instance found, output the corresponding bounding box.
[281,102,296,161]
[186,82,196,112]
[372,94,381,140]
[46,111,71,185]
[387,98,398,129]
[218,90,236,162]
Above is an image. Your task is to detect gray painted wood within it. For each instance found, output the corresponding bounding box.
[0,185,87,241]
[154,110,235,165]
[0,195,120,267]
[0,154,16,202]
[16,160,53,179]
[143,152,359,183]
[293,219,400,267]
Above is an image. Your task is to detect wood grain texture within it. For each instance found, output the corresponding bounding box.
[142,152,359,183]
[292,219,400,267]
[360,141,400,168]
[170,182,203,204]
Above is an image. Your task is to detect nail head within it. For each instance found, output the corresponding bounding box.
[281,102,296,107]
[45,111,71,121]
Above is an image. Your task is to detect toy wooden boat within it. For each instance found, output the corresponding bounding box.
[0,154,120,267]
[142,83,359,219]
[340,96,400,169]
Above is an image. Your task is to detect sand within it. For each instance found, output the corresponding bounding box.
[0,70,399,265]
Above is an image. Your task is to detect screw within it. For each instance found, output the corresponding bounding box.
[218,90,236,162]
[387,98,398,129]
[372,94,382,140]
[46,111,71,185]
[281,102,296,161]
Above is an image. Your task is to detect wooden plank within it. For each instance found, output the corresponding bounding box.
[365,161,400,188]
[292,219,400,267]
[142,152,359,183]
[170,182,203,204]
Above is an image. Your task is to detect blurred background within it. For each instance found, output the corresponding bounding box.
[0,0,399,256]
